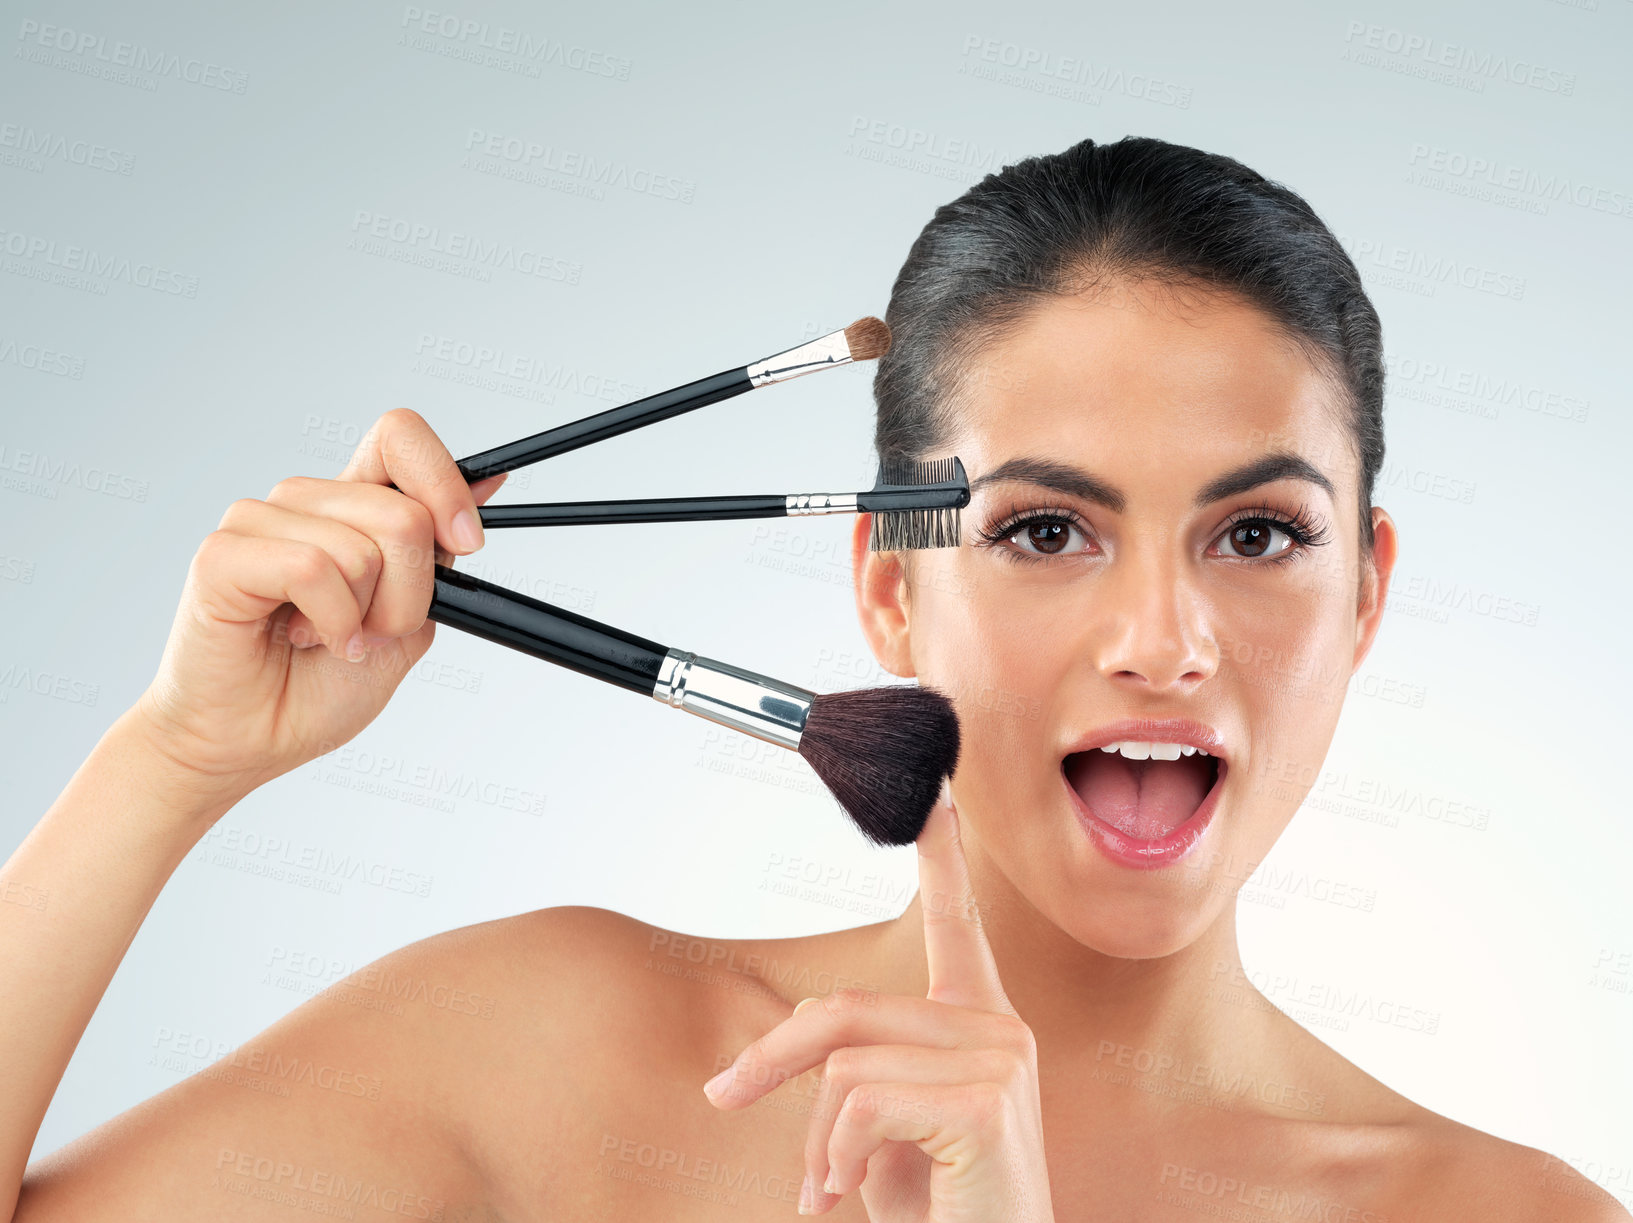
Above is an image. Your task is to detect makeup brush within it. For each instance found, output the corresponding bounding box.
[453,318,891,483]
[426,565,960,846]
[476,456,968,551]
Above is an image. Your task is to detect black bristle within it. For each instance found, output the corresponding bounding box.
[798,685,962,846]
[868,504,962,551]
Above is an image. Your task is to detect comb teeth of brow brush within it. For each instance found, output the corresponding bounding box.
[875,455,960,489]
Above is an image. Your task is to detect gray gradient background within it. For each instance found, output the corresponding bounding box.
[2,0,1629,1197]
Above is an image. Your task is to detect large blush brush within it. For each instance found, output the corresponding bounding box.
[426,566,960,847]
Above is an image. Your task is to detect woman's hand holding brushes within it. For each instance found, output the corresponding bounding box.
[131,409,509,812]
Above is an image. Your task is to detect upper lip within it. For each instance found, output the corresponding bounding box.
[1060,718,1229,763]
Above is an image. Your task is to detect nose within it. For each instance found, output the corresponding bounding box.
[1090,547,1219,692]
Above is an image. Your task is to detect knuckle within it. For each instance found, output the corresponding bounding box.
[994,1048,1030,1091]
[965,1080,1006,1129]
[338,539,383,588]
[218,497,262,530]
[385,495,435,551]
[839,1083,883,1123]
[194,528,234,568]
[823,1045,860,1083]
[286,541,333,587]
[1000,1015,1037,1058]
[265,475,312,505]
[367,600,425,639]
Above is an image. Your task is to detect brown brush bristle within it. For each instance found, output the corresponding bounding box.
[798,685,961,846]
[843,316,891,363]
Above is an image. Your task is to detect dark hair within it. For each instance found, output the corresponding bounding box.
[873,135,1385,552]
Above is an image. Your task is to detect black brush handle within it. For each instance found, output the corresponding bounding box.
[480,493,789,528]
[427,564,668,696]
[456,367,753,482]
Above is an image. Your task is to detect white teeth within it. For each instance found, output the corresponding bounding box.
[1095,741,1211,761]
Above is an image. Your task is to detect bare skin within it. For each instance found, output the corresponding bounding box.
[4,286,1625,1221]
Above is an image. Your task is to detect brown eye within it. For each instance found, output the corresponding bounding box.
[979,510,1092,562]
[1024,522,1071,555]
[1217,519,1293,560]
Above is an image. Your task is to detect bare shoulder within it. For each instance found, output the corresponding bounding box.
[1256,1015,1627,1222]
[1399,1111,1631,1222]
[444,904,806,1215]
[15,905,623,1219]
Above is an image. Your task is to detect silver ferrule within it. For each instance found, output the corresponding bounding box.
[784,491,859,517]
[652,650,817,750]
[745,328,855,387]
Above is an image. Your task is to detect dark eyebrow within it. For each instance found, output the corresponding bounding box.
[967,451,1336,512]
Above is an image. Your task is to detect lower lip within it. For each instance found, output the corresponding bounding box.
[1062,758,1226,870]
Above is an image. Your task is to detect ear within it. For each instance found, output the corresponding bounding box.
[1352,506,1398,673]
[850,513,916,679]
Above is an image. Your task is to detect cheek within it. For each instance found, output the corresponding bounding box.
[1213,572,1358,785]
[907,569,1064,770]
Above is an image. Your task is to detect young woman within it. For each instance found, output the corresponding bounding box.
[4,136,1623,1221]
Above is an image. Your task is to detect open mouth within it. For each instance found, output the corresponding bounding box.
[1062,743,1224,843]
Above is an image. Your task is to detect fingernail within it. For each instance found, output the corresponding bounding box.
[451,508,484,554]
[797,1175,814,1213]
[793,996,821,1017]
[344,632,368,662]
[823,1169,839,1194]
[703,1065,735,1101]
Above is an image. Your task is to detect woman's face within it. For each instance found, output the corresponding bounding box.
[854,280,1396,959]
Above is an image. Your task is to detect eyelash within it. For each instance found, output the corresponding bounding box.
[972,501,1333,567]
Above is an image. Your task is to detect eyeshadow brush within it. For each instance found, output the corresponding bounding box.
[454,318,890,483]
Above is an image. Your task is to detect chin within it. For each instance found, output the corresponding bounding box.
[1058,886,1220,960]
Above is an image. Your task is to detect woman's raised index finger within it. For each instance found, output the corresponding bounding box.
[918,784,1013,1015]
[339,408,486,556]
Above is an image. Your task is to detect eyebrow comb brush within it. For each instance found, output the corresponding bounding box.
[425,565,961,846]
[476,457,968,551]
[454,318,890,483]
